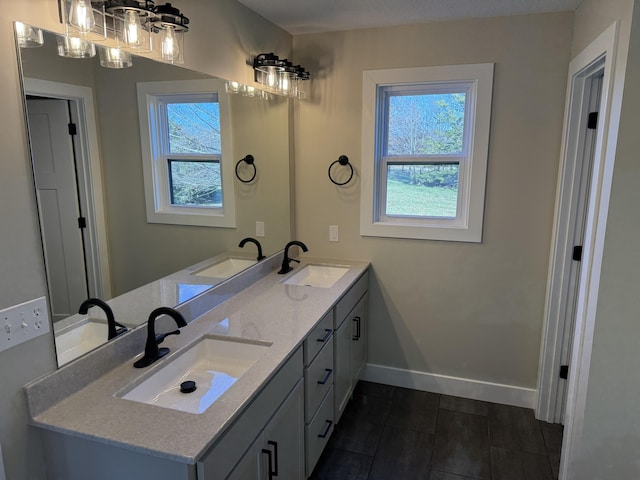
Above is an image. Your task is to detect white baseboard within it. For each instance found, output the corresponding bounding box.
[361,363,537,410]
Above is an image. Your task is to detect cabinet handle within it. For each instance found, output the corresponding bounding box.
[352,316,361,340]
[317,368,333,385]
[318,420,333,438]
[316,328,332,343]
[267,440,278,477]
[261,448,274,480]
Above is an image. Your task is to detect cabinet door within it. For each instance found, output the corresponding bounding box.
[226,433,264,480]
[263,380,305,479]
[334,316,352,422]
[351,294,368,382]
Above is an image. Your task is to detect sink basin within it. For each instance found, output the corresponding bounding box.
[283,265,349,288]
[120,335,271,414]
[192,258,257,279]
[55,319,109,366]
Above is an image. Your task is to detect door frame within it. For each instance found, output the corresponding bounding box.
[24,78,111,300]
[536,21,624,478]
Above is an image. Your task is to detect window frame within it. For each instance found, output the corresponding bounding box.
[137,79,236,227]
[360,63,494,242]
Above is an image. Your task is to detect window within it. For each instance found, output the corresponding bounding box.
[360,64,493,242]
[137,79,235,227]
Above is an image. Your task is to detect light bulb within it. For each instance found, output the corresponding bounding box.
[68,0,96,34]
[123,10,143,47]
[159,26,180,62]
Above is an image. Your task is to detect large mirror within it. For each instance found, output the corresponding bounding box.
[16,25,292,366]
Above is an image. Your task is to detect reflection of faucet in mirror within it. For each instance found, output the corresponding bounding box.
[78,298,127,340]
[134,307,187,368]
[278,241,309,274]
[239,237,266,261]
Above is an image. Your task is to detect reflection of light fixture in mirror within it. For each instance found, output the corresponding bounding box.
[99,47,133,68]
[150,2,189,64]
[15,22,44,48]
[253,53,310,99]
[57,35,96,58]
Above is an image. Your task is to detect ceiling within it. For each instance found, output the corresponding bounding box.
[236,0,582,34]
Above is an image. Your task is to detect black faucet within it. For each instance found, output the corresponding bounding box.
[239,237,266,261]
[133,307,187,368]
[278,240,309,274]
[78,298,128,341]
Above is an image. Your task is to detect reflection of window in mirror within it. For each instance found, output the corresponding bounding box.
[137,79,236,227]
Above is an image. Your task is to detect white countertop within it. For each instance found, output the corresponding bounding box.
[27,258,369,464]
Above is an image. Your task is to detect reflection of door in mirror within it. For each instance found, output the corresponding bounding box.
[27,97,92,322]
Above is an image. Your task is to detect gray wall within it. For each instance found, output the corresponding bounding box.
[292,12,573,390]
[0,1,290,478]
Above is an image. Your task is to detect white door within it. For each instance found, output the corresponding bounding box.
[555,74,603,423]
[28,98,89,321]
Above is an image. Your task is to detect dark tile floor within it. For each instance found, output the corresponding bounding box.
[311,381,563,480]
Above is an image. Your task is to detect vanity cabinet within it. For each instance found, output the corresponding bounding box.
[334,273,369,423]
[198,348,304,479]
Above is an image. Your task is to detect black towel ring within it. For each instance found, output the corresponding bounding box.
[235,154,257,183]
[328,155,354,186]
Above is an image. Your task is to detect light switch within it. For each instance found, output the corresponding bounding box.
[0,297,49,353]
[256,221,265,237]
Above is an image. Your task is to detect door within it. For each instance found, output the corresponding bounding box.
[27,98,89,321]
[555,74,603,423]
[351,293,368,382]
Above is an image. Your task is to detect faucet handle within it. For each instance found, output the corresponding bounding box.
[155,329,181,345]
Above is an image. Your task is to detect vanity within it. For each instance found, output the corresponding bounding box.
[25,257,369,479]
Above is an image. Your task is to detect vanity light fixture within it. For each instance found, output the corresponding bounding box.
[58,0,190,64]
[15,22,44,48]
[99,46,133,68]
[253,53,310,99]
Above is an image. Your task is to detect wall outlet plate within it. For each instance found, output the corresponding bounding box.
[0,297,50,353]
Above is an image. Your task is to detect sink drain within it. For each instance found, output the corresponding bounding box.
[180,380,197,394]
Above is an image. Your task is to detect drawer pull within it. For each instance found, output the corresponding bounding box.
[316,328,332,343]
[352,316,361,340]
[318,420,333,438]
[317,368,333,385]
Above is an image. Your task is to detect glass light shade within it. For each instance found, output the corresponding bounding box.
[99,47,132,68]
[122,10,144,47]
[157,25,183,64]
[68,0,96,34]
[242,85,256,97]
[57,36,96,58]
[225,81,241,94]
[278,70,297,97]
[15,22,44,48]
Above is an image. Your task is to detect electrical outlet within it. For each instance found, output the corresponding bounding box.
[256,221,265,237]
[329,225,339,242]
[0,297,50,353]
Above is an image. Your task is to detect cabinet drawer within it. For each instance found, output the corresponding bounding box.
[306,386,334,477]
[335,270,368,328]
[304,309,333,366]
[304,337,334,420]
